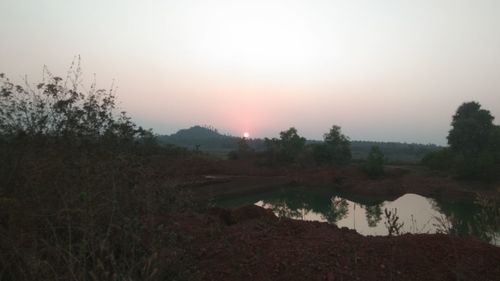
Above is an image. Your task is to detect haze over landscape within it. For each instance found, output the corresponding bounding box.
[2,2,500,280]
[2,0,500,144]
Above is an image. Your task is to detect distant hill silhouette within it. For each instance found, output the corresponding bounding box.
[158,125,244,151]
[164,125,226,141]
[158,125,441,163]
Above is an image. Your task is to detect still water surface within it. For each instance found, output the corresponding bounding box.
[216,186,499,245]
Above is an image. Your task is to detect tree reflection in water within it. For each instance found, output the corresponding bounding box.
[221,188,499,245]
[430,195,500,245]
[321,196,349,224]
[267,199,310,220]
[364,203,384,227]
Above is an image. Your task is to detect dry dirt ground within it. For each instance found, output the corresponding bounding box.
[158,205,500,281]
[154,159,499,280]
[181,159,494,202]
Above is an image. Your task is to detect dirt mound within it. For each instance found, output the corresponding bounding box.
[165,206,500,281]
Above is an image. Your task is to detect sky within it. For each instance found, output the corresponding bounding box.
[1,0,500,145]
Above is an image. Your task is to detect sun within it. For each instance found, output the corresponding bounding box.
[243,132,250,138]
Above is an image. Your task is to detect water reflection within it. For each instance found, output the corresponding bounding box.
[217,186,499,245]
[430,195,500,245]
[364,203,383,227]
[322,197,349,224]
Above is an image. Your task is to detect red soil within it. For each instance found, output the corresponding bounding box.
[159,205,500,281]
[176,158,493,202]
[149,158,499,280]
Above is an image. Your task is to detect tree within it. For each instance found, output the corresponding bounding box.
[364,146,384,179]
[424,101,500,180]
[447,102,499,179]
[324,125,351,165]
[448,101,495,155]
[264,127,306,163]
[279,127,306,159]
[312,125,351,165]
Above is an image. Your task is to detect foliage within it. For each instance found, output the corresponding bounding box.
[159,125,439,163]
[421,148,454,171]
[260,126,352,166]
[0,64,150,150]
[448,102,494,155]
[228,137,255,160]
[350,141,440,164]
[322,196,349,224]
[263,127,306,164]
[363,146,384,179]
[324,125,352,164]
[432,194,499,244]
[0,63,198,280]
[446,101,499,179]
[473,194,500,244]
[423,101,500,180]
[383,208,404,236]
[312,125,351,165]
[365,204,383,227]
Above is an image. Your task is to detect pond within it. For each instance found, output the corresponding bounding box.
[216,186,499,245]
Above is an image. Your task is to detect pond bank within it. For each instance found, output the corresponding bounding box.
[185,163,494,203]
[161,205,500,280]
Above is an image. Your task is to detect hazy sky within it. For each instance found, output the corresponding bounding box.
[1,0,500,144]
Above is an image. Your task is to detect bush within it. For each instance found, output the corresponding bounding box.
[421,148,454,171]
[0,61,150,151]
[0,62,198,280]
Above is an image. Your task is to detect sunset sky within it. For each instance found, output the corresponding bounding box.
[1,0,500,144]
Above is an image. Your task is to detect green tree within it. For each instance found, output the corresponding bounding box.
[279,127,306,160]
[264,127,306,163]
[364,145,384,179]
[448,101,494,155]
[447,102,498,179]
[311,125,351,165]
[323,125,351,165]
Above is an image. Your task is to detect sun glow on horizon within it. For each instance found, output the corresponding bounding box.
[243,132,250,138]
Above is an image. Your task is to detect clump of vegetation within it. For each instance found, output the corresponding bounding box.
[263,127,307,164]
[261,125,351,166]
[473,194,500,244]
[423,101,500,181]
[228,137,255,160]
[384,208,404,236]
[363,145,385,179]
[312,125,351,165]
[0,61,198,280]
[421,148,454,171]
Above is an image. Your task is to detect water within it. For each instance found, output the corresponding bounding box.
[216,186,499,245]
